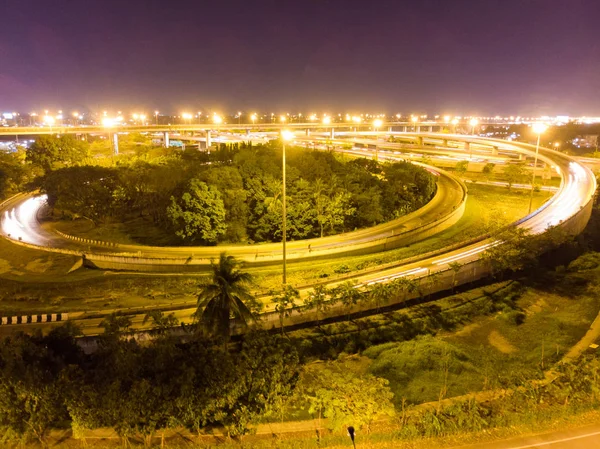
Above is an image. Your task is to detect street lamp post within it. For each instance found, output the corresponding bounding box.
[528,123,548,214]
[154,110,159,125]
[373,118,383,161]
[281,130,294,285]
[411,115,418,132]
[451,118,459,134]
[469,118,479,136]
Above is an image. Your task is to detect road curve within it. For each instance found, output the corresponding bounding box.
[0,133,595,336]
[0,162,466,267]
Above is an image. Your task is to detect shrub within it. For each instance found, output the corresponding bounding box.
[504,310,526,325]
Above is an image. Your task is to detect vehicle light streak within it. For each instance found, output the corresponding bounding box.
[433,241,500,265]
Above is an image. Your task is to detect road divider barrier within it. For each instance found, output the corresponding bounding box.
[0,313,68,326]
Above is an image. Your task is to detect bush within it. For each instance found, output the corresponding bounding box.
[568,252,600,272]
[365,336,481,404]
[504,310,526,325]
[334,264,351,274]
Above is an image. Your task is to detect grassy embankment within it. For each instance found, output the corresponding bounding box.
[0,183,551,314]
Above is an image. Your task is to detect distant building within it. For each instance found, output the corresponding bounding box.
[572,135,598,149]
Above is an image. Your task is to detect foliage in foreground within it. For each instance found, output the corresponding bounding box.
[0,327,302,446]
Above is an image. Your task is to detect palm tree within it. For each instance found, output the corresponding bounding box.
[195,252,254,340]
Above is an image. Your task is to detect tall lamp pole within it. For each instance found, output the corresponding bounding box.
[373,118,383,161]
[528,123,548,214]
[281,130,294,285]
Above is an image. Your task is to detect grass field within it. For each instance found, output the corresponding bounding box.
[291,266,600,406]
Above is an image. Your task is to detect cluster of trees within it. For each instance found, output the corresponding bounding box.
[0,149,33,199]
[31,137,436,244]
[0,325,301,446]
[0,251,398,446]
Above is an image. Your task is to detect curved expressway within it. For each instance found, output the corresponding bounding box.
[0,134,595,278]
[0,163,466,270]
[338,134,596,287]
[0,134,595,336]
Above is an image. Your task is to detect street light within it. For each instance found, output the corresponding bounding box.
[154,110,159,125]
[322,116,331,125]
[102,117,117,154]
[373,119,383,161]
[250,113,257,125]
[411,115,419,132]
[451,118,459,134]
[182,113,192,124]
[43,115,55,132]
[281,130,295,285]
[528,123,548,214]
[469,118,479,135]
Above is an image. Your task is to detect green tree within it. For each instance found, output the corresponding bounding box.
[300,365,395,434]
[272,285,300,335]
[503,163,526,191]
[167,178,227,243]
[198,166,249,242]
[100,312,132,336]
[0,328,83,446]
[482,162,495,180]
[448,261,463,291]
[305,284,330,323]
[195,253,255,340]
[454,160,469,176]
[39,166,122,223]
[143,311,180,336]
[26,135,89,171]
[0,150,30,198]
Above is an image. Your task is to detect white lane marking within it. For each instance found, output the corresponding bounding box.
[507,429,600,449]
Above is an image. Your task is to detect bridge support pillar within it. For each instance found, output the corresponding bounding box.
[443,139,448,147]
[403,126,407,132]
[388,126,393,132]
[428,126,433,132]
[330,128,335,139]
[491,146,499,155]
[113,133,119,155]
[305,128,311,136]
[416,126,421,133]
[518,152,525,160]
[464,141,470,152]
[417,136,424,147]
[163,132,170,148]
[206,130,212,147]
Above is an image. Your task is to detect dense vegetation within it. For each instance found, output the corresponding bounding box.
[25,135,436,244]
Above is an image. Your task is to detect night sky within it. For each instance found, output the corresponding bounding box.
[1,0,599,115]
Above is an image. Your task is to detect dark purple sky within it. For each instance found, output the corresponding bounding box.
[1,0,599,115]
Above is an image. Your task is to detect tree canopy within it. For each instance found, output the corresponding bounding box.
[35,141,437,245]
